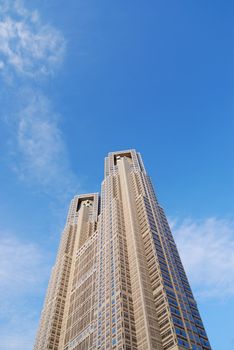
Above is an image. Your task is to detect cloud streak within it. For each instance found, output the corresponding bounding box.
[0,234,49,295]
[13,90,78,197]
[0,1,78,198]
[0,233,51,350]
[0,2,76,349]
[0,0,65,78]
[171,217,234,300]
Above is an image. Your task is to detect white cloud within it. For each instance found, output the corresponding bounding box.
[0,1,78,198]
[0,233,51,350]
[0,3,74,349]
[10,90,78,198]
[0,235,47,294]
[0,330,36,350]
[171,217,234,300]
[0,0,65,78]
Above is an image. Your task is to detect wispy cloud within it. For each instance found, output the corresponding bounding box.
[11,89,78,197]
[0,1,79,197]
[0,234,48,293]
[0,3,76,348]
[171,217,234,300]
[0,0,65,78]
[0,233,51,350]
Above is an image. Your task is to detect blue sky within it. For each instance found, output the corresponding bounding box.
[0,1,233,349]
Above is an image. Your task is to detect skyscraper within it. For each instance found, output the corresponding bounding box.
[34,150,211,350]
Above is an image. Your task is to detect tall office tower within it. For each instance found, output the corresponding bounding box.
[34,150,211,350]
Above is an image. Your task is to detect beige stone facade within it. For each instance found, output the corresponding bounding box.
[34,150,211,350]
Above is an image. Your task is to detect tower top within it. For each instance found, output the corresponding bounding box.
[104,149,146,177]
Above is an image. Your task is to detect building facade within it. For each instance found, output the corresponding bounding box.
[34,150,211,350]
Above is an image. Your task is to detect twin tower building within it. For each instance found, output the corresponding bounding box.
[34,150,211,350]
